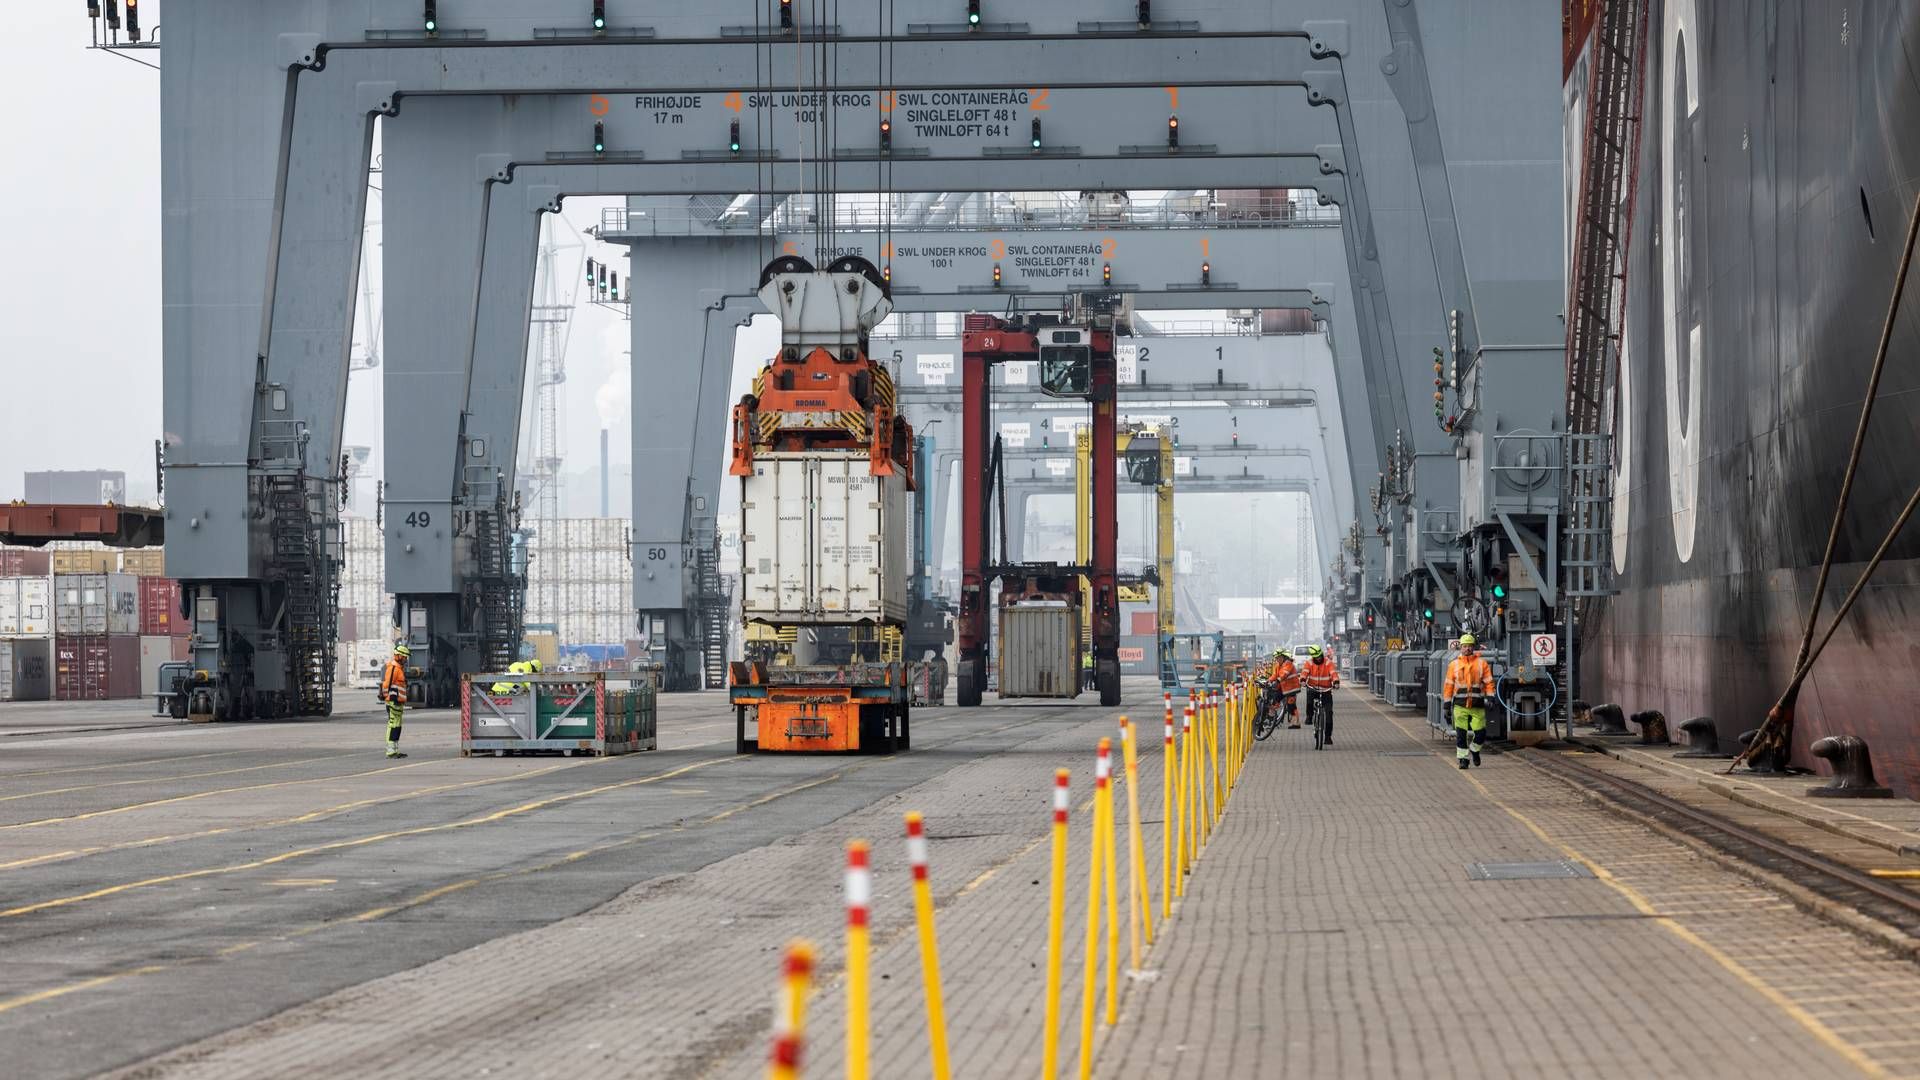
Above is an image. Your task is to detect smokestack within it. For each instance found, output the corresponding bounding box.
[600,428,610,517]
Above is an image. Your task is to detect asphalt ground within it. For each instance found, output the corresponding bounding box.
[0,686,1119,1080]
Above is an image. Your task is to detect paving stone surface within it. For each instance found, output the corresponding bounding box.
[65,687,1920,1079]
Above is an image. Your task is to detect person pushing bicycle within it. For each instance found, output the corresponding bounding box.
[1301,645,1340,745]
[1262,648,1302,729]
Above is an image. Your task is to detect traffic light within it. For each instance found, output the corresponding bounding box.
[1422,606,1435,622]
[1103,263,1112,285]
[992,263,1002,288]
[593,121,606,156]
[104,0,119,30]
[592,1,606,30]
[1137,1,1152,28]
[882,264,892,284]
[967,1,981,27]
[609,272,620,301]
[1030,117,1042,151]
[1365,609,1376,628]
[780,0,793,29]
[423,0,437,34]
[597,263,608,295]
[1491,582,1506,600]
[87,1,101,19]
[1200,260,1210,285]
[729,119,741,155]
[586,257,597,287]
[1167,114,1180,148]
[124,0,139,40]
[879,118,892,153]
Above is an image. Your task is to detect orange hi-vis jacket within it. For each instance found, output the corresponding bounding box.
[380,657,409,704]
[1302,657,1339,691]
[1273,657,1303,694]
[1442,652,1495,702]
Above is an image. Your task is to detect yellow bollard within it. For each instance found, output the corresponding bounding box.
[1208,690,1223,830]
[904,813,952,1080]
[1101,741,1119,1027]
[1122,716,1153,950]
[1178,697,1194,880]
[766,941,814,1080]
[1043,768,1071,1080]
[1161,709,1174,917]
[846,840,871,1080]
[1079,740,1112,1079]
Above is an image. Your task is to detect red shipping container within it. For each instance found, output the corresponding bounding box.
[0,548,51,576]
[55,633,142,700]
[138,577,181,636]
[1130,611,1159,636]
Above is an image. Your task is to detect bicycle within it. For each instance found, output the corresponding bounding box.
[1308,691,1331,750]
[1253,686,1283,741]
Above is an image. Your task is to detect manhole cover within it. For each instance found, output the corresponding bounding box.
[1377,751,1428,757]
[1466,860,1594,881]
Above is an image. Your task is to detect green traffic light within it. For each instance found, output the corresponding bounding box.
[1492,584,1506,599]
[968,13,981,23]
[425,19,436,31]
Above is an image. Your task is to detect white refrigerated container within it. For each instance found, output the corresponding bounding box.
[0,576,52,637]
[739,453,909,625]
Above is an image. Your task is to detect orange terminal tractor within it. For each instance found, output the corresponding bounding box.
[727,255,915,753]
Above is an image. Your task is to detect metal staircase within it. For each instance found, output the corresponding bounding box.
[691,522,731,689]
[266,474,337,717]
[1565,0,1652,439]
[471,506,524,673]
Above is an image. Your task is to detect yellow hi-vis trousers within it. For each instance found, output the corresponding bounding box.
[1453,702,1486,762]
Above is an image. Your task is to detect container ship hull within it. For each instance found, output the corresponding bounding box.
[1567,1,1920,793]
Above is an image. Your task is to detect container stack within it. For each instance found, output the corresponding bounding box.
[0,548,54,701]
[137,576,190,698]
[54,571,142,700]
[0,543,185,704]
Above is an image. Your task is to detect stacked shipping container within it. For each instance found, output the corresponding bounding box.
[1,548,56,700]
[0,545,185,702]
[333,517,638,666]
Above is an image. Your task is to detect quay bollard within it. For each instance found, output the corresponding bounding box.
[1675,716,1734,758]
[1588,702,1630,735]
[1042,769,1071,1080]
[1808,735,1894,798]
[845,840,871,1080]
[1628,709,1670,745]
[904,814,952,1080]
[1737,728,1791,774]
[766,941,814,1080]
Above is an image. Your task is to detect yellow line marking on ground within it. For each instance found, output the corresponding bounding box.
[1358,694,1888,1080]
[0,760,440,832]
[1868,869,1920,879]
[0,748,260,781]
[267,879,337,887]
[0,711,1046,1019]
[0,752,362,804]
[0,764,587,871]
[0,757,734,920]
[0,756,867,1015]
[0,965,173,1017]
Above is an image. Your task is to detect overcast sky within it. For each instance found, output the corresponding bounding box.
[0,7,1313,605]
[0,7,774,506]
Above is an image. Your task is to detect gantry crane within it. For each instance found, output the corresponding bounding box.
[1075,423,1175,671]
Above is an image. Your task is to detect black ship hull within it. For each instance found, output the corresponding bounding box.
[1568,1,1920,793]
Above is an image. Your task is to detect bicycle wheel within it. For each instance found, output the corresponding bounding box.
[1313,697,1327,750]
[1254,702,1278,741]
